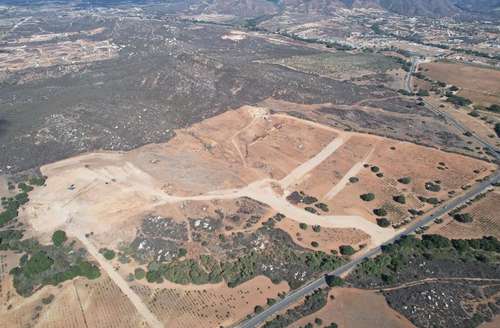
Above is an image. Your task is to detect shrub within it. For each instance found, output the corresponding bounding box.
[311,241,319,248]
[425,181,441,192]
[99,248,116,260]
[24,251,54,277]
[17,182,33,193]
[376,218,391,228]
[339,245,355,256]
[267,298,276,306]
[178,248,187,257]
[446,94,472,107]
[495,123,500,138]
[397,177,412,184]
[360,193,375,202]
[42,294,54,304]
[349,177,359,183]
[254,305,264,313]
[370,166,380,173]
[373,208,387,217]
[393,195,406,204]
[299,223,308,230]
[453,213,473,223]
[312,225,321,233]
[52,230,67,247]
[303,196,318,205]
[134,268,146,280]
[314,203,329,212]
[305,207,317,214]
[417,89,429,96]
[315,318,323,326]
[325,274,344,287]
[28,176,46,186]
[422,234,451,249]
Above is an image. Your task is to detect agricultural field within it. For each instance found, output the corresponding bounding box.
[429,188,500,240]
[420,61,500,106]
[132,276,289,328]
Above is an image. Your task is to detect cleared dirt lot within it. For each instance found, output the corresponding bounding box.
[290,288,415,328]
[299,132,495,225]
[421,62,500,106]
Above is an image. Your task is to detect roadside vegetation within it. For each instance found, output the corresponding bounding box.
[262,288,332,328]
[348,234,500,287]
[3,230,100,296]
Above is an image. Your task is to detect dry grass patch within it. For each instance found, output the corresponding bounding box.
[290,288,415,328]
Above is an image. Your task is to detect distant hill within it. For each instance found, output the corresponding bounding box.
[5,0,499,18]
[452,0,500,16]
[377,0,460,17]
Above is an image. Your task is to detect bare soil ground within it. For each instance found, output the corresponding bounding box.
[421,62,500,106]
[299,132,494,225]
[289,288,415,328]
[132,275,289,328]
[275,217,370,253]
[428,189,500,239]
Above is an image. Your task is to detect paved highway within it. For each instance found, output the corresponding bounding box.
[237,57,500,328]
[237,170,500,328]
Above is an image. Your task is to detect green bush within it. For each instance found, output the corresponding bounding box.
[52,230,67,247]
[254,305,264,313]
[397,177,412,184]
[178,248,187,257]
[17,183,34,193]
[99,248,116,260]
[325,274,344,287]
[425,181,441,192]
[360,193,375,202]
[312,225,321,233]
[376,218,391,228]
[24,251,54,277]
[393,195,406,204]
[453,213,473,223]
[311,241,319,248]
[373,208,387,217]
[134,268,146,280]
[370,166,380,173]
[349,177,359,183]
[339,245,355,256]
[299,223,308,230]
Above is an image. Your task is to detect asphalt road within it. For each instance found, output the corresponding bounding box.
[237,57,500,328]
[237,170,500,328]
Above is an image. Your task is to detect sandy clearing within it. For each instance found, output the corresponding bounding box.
[281,135,348,190]
[68,229,163,328]
[324,146,376,200]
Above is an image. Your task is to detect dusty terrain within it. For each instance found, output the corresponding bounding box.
[290,288,415,328]
[421,62,500,106]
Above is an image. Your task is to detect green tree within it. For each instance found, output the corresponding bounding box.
[339,245,355,256]
[360,193,375,202]
[52,230,67,247]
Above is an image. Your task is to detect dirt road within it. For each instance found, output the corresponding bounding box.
[68,228,164,328]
